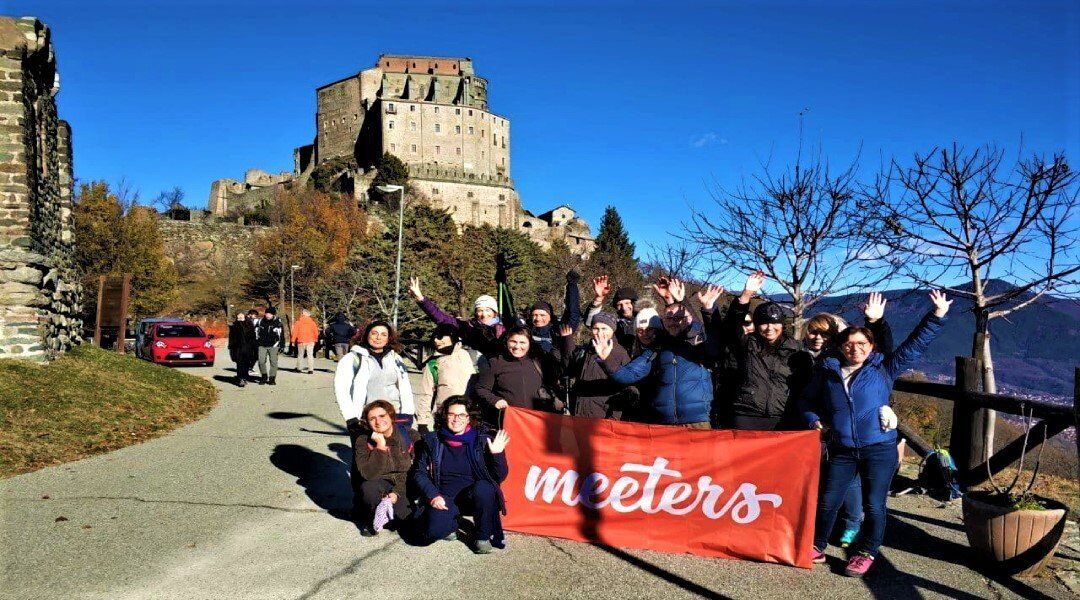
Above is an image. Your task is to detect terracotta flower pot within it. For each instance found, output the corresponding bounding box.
[961,491,1068,578]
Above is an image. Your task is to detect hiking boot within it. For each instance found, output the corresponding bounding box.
[473,540,493,554]
[359,524,378,537]
[268,377,276,385]
[844,552,874,577]
[812,547,827,564]
[259,376,267,385]
[839,527,859,548]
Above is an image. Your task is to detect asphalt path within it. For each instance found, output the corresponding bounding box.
[1,355,1073,599]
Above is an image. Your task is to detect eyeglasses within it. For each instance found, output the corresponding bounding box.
[447,412,470,421]
[842,341,872,350]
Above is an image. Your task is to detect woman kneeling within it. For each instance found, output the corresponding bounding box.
[355,400,420,536]
[409,396,510,554]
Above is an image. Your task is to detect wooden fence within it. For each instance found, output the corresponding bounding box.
[893,357,1079,488]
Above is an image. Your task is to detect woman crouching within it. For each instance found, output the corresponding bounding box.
[409,396,510,554]
[354,400,421,536]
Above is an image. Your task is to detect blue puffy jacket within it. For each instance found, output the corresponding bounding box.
[603,325,715,425]
[799,312,945,448]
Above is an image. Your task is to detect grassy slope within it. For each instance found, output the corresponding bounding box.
[0,345,218,478]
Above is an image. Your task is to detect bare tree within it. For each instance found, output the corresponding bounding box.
[875,144,1079,393]
[873,144,1079,458]
[682,147,890,336]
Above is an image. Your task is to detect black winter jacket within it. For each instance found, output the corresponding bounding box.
[227,320,257,364]
[723,300,813,422]
[255,317,284,348]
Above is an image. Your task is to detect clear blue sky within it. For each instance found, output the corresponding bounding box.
[10,1,1079,264]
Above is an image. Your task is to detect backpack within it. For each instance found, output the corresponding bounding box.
[918,448,962,501]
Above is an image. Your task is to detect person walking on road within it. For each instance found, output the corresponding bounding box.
[255,307,284,385]
[291,308,320,374]
[325,312,356,361]
[227,311,257,387]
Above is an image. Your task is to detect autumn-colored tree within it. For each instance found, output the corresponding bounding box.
[72,181,178,319]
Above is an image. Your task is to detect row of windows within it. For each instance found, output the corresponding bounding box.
[386,103,505,126]
[388,120,501,142]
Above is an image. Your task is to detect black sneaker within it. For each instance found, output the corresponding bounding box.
[269,377,277,385]
[359,524,378,537]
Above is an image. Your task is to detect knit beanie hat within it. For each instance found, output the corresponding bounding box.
[752,302,785,326]
[530,301,554,316]
[474,295,498,313]
[612,287,638,305]
[432,323,459,345]
[591,311,617,331]
[634,308,662,330]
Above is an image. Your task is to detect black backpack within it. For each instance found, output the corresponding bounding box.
[918,449,962,501]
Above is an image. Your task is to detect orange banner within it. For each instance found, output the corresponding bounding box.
[501,407,821,568]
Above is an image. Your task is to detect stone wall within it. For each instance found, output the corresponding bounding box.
[0,17,81,359]
[158,218,262,274]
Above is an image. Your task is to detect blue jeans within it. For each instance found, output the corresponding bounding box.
[841,478,864,532]
[814,441,897,557]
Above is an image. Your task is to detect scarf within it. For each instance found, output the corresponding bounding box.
[439,424,477,448]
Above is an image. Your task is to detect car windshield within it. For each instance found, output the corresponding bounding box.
[156,325,204,338]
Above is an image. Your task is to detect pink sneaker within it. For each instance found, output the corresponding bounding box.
[844,552,874,577]
[812,547,827,564]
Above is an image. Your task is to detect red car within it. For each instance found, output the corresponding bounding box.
[142,321,216,367]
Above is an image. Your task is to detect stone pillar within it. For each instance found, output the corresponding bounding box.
[0,17,82,359]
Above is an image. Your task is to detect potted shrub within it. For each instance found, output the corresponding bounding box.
[961,414,1068,577]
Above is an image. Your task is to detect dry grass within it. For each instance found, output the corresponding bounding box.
[0,345,217,478]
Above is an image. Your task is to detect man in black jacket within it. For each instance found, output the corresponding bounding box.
[255,307,284,385]
[325,312,356,360]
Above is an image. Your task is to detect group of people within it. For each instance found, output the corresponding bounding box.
[323,269,950,575]
[226,307,286,386]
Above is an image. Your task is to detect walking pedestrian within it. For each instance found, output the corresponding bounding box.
[802,290,950,577]
[291,308,320,374]
[408,396,510,554]
[255,307,284,385]
[325,312,356,361]
[227,311,257,387]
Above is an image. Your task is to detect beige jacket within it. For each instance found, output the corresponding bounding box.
[416,344,475,427]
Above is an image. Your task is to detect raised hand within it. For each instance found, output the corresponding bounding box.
[929,289,952,317]
[487,430,510,454]
[407,277,424,301]
[652,276,673,305]
[696,284,725,310]
[431,496,448,510]
[669,278,686,303]
[740,270,766,302]
[559,324,573,337]
[592,335,614,360]
[593,275,610,302]
[863,292,886,322]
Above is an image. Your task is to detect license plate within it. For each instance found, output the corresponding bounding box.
[179,353,195,359]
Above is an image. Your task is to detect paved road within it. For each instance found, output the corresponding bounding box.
[1,356,1074,599]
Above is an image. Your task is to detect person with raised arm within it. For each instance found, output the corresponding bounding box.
[721,271,813,431]
[802,290,951,578]
[409,396,510,554]
[597,278,717,428]
[584,275,640,354]
[408,277,506,358]
[561,312,635,419]
[527,271,581,355]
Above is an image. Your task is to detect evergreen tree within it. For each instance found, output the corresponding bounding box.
[585,205,643,297]
[368,152,410,203]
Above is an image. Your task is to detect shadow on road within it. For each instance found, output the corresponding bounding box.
[270,442,354,520]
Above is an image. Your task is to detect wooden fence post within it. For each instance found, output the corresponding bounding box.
[951,356,987,488]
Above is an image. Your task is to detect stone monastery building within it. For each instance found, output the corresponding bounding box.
[209,54,594,256]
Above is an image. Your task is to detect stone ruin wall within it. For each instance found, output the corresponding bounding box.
[0,17,81,359]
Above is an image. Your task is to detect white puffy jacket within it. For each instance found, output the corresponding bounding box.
[334,345,415,422]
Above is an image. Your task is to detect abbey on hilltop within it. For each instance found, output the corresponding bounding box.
[208,54,594,256]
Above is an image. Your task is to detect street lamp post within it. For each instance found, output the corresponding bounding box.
[290,264,300,341]
[376,184,405,327]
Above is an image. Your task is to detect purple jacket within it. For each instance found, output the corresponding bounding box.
[418,298,507,357]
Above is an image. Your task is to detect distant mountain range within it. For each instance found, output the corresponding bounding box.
[778,280,1079,398]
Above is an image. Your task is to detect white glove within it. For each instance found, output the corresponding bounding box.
[879,405,898,432]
